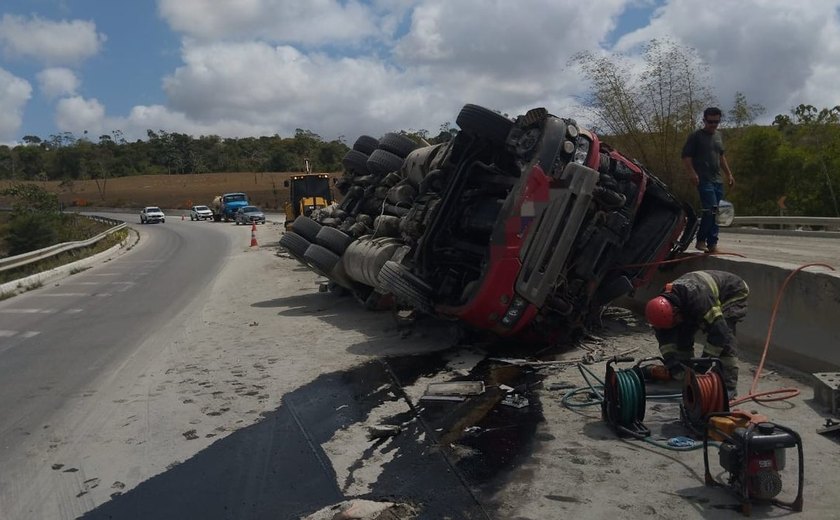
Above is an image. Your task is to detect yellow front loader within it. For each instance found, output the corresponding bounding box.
[284,159,334,229]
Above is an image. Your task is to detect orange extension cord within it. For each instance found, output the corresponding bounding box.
[730,262,836,406]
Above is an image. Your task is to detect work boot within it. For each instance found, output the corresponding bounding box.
[726,385,737,400]
[706,243,719,254]
[695,240,708,252]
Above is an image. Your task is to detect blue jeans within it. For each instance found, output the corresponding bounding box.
[697,181,723,246]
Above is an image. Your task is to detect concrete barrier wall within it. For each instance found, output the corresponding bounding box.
[616,255,840,373]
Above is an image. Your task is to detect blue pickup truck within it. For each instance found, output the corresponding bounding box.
[212,192,249,222]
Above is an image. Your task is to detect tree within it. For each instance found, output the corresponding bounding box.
[728,91,765,128]
[572,39,714,192]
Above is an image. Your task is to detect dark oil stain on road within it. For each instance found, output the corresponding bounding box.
[81,348,544,520]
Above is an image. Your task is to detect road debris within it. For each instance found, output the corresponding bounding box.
[367,424,402,440]
[500,394,529,409]
[424,381,485,397]
[816,417,840,436]
[302,499,418,520]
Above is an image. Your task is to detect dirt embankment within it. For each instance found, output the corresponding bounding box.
[0,171,342,212]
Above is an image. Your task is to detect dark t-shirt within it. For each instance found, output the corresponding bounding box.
[682,129,725,183]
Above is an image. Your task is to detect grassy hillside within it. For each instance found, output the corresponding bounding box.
[0,171,342,212]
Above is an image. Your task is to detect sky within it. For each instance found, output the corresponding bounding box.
[1,0,839,147]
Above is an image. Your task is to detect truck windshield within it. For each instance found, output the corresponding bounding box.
[292,177,331,200]
[224,194,247,202]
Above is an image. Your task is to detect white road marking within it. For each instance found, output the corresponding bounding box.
[0,309,54,314]
[40,293,92,297]
[0,330,15,337]
[19,331,40,338]
[65,309,83,314]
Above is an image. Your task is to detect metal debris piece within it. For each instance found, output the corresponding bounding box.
[499,384,514,393]
[419,395,465,402]
[545,382,576,391]
[425,381,485,397]
[490,347,640,368]
[500,393,529,409]
[367,424,401,440]
[817,417,840,436]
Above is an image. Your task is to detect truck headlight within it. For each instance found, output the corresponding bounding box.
[500,295,529,327]
[573,137,591,164]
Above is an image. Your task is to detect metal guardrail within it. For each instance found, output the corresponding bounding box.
[731,216,840,229]
[0,215,126,272]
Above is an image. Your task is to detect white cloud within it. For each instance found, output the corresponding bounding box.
[157,0,382,45]
[55,96,106,136]
[37,67,81,99]
[130,1,633,143]
[613,0,840,121]
[11,0,840,144]
[0,67,32,142]
[0,14,105,65]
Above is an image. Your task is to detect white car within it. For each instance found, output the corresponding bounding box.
[140,206,166,224]
[190,205,214,221]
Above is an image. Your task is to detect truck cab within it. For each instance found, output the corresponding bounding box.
[213,192,249,222]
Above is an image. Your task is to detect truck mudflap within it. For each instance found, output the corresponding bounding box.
[515,162,598,307]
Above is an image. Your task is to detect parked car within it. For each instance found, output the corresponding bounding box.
[190,205,214,221]
[234,205,266,225]
[281,104,696,340]
[140,206,166,224]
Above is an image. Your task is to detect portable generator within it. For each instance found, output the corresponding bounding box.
[703,413,804,516]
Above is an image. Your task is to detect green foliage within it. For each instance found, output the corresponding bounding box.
[4,213,58,255]
[1,183,60,213]
[727,104,840,216]
[0,128,352,181]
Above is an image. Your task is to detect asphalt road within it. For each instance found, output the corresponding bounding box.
[0,214,234,519]
[0,218,837,520]
[717,229,839,267]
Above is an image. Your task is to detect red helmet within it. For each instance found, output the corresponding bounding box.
[645,296,677,329]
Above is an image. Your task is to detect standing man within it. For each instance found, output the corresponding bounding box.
[682,107,735,253]
[644,270,749,397]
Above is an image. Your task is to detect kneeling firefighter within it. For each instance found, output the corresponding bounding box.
[644,270,749,394]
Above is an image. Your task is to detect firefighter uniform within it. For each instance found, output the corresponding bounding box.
[652,270,749,391]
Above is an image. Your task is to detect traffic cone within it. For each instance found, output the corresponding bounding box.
[250,222,258,247]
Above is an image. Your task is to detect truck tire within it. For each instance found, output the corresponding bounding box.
[342,150,370,176]
[352,135,379,155]
[303,244,340,275]
[315,226,354,255]
[279,232,310,262]
[291,216,322,242]
[456,104,514,146]
[377,261,434,314]
[379,132,419,159]
[366,149,404,177]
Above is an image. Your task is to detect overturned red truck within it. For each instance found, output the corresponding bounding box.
[280,104,696,339]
